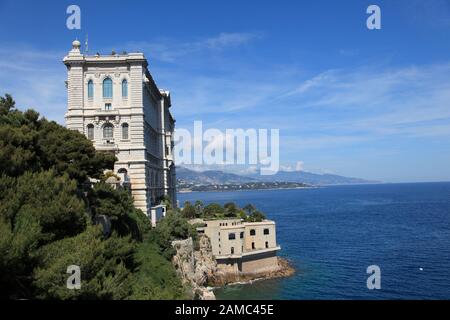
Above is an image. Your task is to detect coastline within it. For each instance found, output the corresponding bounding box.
[178,187,318,193]
[210,257,295,288]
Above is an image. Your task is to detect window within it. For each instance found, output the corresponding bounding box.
[105,103,112,110]
[250,229,256,236]
[265,241,269,248]
[87,80,94,98]
[228,233,236,240]
[231,247,234,255]
[122,123,129,140]
[103,123,114,139]
[252,242,255,249]
[87,124,94,140]
[240,232,244,239]
[103,77,113,98]
[264,228,270,235]
[122,79,128,98]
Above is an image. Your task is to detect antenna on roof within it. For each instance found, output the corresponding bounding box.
[85,34,89,54]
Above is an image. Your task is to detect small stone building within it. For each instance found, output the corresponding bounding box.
[197,218,281,274]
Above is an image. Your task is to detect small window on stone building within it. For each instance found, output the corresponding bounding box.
[264,228,270,235]
[87,80,94,98]
[250,229,256,236]
[105,103,112,110]
[87,124,94,140]
[231,247,234,254]
[228,233,236,240]
[252,242,255,249]
[265,241,269,248]
[122,123,129,140]
[122,79,128,98]
[240,232,244,239]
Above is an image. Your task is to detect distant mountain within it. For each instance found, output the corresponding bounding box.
[245,170,379,185]
[176,167,258,185]
[177,167,378,186]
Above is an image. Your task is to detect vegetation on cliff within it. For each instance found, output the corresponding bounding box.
[181,200,266,222]
[0,94,187,300]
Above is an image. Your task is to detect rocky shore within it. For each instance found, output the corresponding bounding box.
[171,236,295,300]
[211,257,295,287]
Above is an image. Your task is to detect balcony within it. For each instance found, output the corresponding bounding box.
[96,139,118,151]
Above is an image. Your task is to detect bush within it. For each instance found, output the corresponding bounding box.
[150,211,197,259]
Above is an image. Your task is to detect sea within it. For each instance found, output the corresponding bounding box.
[177,182,450,300]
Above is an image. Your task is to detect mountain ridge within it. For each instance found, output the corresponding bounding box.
[176,167,379,186]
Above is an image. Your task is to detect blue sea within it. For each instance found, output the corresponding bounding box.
[177,183,450,300]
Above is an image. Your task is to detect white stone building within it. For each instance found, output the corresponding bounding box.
[63,40,176,215]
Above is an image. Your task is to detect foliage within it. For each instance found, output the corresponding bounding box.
[193,202,266,222]
[0,95,115,183]
[203,203,224,218]
[33,226,136,300]
[87,182,151,240]
[0,94,184,300]
[129,239,187,299]
[181,201,196,219]
[246,210,266,222]
[150,211,197,260]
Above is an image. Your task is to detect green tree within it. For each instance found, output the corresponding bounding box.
[247,210,266,222]
[0,94,16,116]
[203,203,224,218]
[33,226,136,300]
[243,203,256,215]
[37,120,116,184]
[87,182,150,240]
[182,201,196,219]
[194,200,204,218]
[150,211,197,259]
[0,94,187,300]
[224,202,239,217]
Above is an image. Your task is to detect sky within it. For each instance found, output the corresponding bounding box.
[1,0,450,182]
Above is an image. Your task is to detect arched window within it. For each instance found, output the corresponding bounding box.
[121,79,128,98]
[122,123,129,140]
[87,80,94,98]
[87,124,94,140]
[103,77,113,98]
[103,123,114,139]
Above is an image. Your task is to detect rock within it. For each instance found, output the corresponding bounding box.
[171,235,217,299]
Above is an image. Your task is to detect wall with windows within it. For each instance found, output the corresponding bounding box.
[65,42,176,215]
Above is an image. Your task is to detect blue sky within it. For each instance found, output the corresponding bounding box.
[1,0,450,182]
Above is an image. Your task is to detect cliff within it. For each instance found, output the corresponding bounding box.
[171,235,217,300]
[172,235,295,299]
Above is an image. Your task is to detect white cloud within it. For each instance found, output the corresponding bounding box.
[124,32,262,63]
[0,46,66,123]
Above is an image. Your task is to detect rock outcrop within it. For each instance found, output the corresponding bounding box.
[171,235,217,300]
[210,257,295,286]
[172,236,295,299]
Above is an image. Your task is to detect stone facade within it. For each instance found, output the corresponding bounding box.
[198,218,281,274]
[64,40,176,214]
